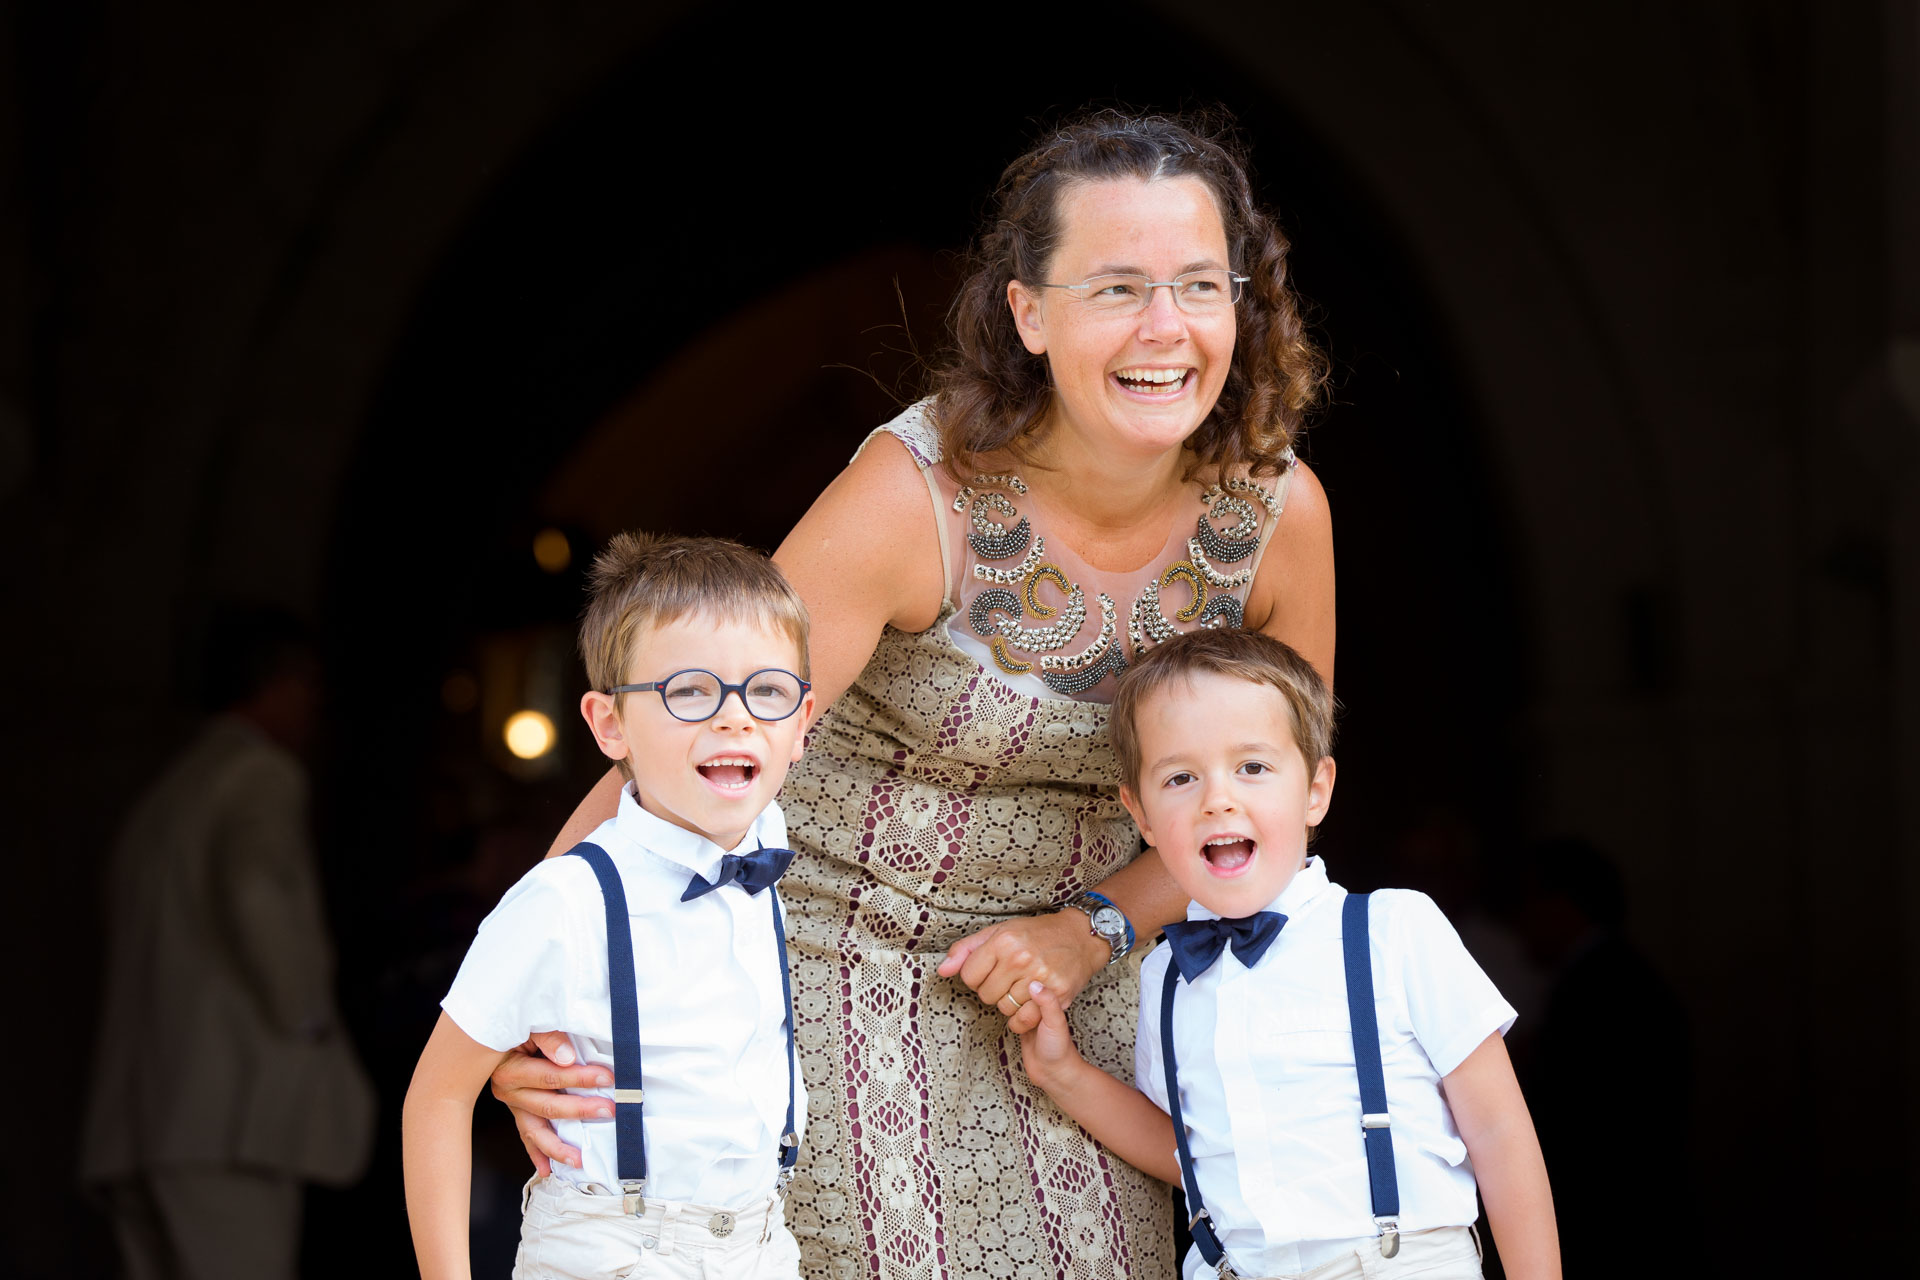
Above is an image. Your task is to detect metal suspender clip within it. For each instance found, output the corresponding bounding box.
[621,1179,647,1216]
[1375,1216,1400,1259]
[776,1132,799,1191]
[1360,1113,1391,1129]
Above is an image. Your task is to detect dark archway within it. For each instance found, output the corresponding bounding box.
[313,7,1521,1271]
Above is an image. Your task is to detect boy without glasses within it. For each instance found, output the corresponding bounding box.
[1020,629,1560,1280]
[404,533,815,1280]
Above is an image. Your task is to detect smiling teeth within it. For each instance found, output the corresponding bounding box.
[1205,835,1250,846]
[1116,367,1186,384]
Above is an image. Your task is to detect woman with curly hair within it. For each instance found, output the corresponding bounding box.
[498,109,1334,1279]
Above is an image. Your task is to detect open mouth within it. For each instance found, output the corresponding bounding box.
[1202,835,1257,874]
[1113,366,1192,396]
[696,756,759,791]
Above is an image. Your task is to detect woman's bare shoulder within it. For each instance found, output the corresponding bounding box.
[1244,457,1335,680]
[776,426,946,637]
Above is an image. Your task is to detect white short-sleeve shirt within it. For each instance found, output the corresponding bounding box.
[1135,857,1516,1279]
[442,785,805,1209]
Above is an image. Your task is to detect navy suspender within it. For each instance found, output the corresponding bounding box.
[1160,961,1231,1271]
[567,841,799,1214]
[1342,892,1401,1258]
[768,890,800,1180]
[1159,891,1402,1278]
[569,842,649,1208]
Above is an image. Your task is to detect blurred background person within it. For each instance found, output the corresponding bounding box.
[80,604,374,1280]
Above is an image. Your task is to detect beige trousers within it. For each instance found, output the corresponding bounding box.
[1216,1225,1483,1280]
[514,1176,801,1280]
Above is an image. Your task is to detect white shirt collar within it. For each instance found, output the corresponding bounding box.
[615,782,780,879]
[1186,855,1333,923]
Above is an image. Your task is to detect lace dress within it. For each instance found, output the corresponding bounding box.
[778,402,1294,1280]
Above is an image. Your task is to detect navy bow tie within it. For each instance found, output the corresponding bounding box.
[1162,912,1287,982]
[681,845,795,901]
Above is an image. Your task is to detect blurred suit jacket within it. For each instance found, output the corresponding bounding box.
[81,717,374,1185]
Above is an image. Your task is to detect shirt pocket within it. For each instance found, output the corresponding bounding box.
[1248,1001,1357,1074]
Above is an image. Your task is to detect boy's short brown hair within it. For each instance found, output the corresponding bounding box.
[580,534,811,775]
[1110,628,1334,790]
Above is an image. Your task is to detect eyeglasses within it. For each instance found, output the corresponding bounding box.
[1036,270,1250,316]
[607,668,812,723]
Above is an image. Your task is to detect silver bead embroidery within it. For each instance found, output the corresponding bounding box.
[970,582,1087,653]
[1199,594,1245,629]
[1040,595,1128,695]
[970,519,1032,561]
[954,467,1277,691]
[1127,562,1207,655]
[1187,537,1255,589]
[973,537,1047,584]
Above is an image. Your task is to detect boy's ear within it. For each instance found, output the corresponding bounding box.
[580,690,631,764]
[1306,755,1337,827]
[789,690,817,762]
[1118,783,1155,846]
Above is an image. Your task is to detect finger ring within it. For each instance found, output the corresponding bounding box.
[1000,993,1023,1011]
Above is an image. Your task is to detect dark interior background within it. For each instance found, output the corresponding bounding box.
[5,2,1915,1277]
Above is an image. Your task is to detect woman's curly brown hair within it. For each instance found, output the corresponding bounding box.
[931,109,1328,480]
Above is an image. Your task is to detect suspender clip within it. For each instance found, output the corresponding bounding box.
[1187,1205,1211,1232]
[1375,1216,1400,1259]
[620,1179,647,1216]
[1360,1112,1391,1129]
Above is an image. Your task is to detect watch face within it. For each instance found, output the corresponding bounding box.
[1091,906,1125,937]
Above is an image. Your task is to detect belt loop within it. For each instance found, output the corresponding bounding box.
[759,1194,775,1245]
[656,1203,677,1258]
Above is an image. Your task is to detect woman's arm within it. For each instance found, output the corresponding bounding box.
[772,430,947,710]
[403,1013,517,1280]
[1442,1034,1562,1280]
[1245,459,1335,684]
[1018,982,1179,1184]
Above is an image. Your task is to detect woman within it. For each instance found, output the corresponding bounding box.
[498,111,1334,1278]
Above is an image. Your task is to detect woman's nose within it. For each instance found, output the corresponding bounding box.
[1138,285,1188,339]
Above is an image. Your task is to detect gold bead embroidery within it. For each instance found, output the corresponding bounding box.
[988,637,1034,675]
[1023,564,1070,618]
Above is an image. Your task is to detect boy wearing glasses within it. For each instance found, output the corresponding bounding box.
[404,533,816,1280]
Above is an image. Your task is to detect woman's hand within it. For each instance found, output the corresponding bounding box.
[487,1031,614,1175]
[937,910,1108,1035]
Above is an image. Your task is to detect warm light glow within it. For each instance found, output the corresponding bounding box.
[533,528,571,574]
[503,709,556,760]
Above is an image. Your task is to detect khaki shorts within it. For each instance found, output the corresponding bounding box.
[513,1176,801,1280]
[1212,1224,1483,1280]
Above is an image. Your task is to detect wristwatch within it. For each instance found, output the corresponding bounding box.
[1064,891,1135,965]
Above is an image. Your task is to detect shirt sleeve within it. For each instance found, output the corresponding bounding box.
[441,862,583,1053]
[1133,948,1173,1114]
[1383,890,1518,1077]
